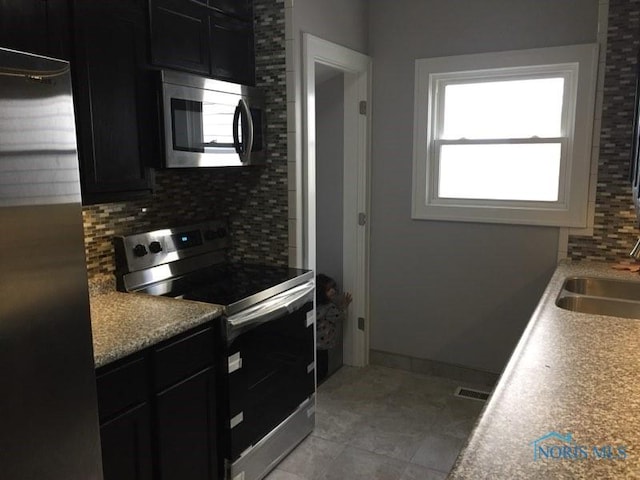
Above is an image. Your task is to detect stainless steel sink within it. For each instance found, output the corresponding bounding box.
[563,276,640,302]
[556,295,640,318]
[556,276,640,320]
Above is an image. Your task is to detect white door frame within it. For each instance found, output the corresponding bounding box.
[301,33,371,367]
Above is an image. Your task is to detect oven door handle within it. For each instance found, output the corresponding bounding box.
[226,281,315,331]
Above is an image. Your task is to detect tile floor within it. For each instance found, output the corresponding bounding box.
[265,365,489,480]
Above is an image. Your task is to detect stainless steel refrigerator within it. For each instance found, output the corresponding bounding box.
[0,48,103,479]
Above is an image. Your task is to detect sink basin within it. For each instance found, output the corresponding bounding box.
[563,276,640,302]
[556,276,640,319]
[556,295,640,319]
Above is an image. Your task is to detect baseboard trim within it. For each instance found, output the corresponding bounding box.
[369,349,499,387]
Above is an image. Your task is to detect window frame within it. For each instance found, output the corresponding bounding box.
[411,44,599,227]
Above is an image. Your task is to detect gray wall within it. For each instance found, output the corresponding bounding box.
[368,0,599,373]
[316,70,345,286]
[293,0,368,53]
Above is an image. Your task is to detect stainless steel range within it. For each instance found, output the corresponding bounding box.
[114,220,316,480]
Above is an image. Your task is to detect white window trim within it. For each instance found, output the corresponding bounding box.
[412,44,599,227]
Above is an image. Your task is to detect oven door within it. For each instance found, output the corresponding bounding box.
[162,77,264,168]
[221,281,315,461]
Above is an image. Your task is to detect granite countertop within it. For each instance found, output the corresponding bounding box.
[448,260,640,479]
[88,275,223,368]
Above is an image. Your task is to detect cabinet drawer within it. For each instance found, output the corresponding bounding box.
[96,356,149,423]
[153,325,215,391]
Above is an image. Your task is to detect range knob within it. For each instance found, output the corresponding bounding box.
[149,241,163,254]
[133,244,148,257]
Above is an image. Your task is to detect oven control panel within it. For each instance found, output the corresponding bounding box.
[114,220,230,274]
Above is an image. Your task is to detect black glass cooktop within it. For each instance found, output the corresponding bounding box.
[139,263,311,307]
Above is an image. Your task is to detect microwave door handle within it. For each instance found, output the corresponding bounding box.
[232,102,242,155]
[238,98,254,164]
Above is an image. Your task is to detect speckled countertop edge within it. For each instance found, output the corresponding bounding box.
[88,275,223,368]
[448,260,640,479]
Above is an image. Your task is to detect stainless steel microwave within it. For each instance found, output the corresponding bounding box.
[160,70,265,168]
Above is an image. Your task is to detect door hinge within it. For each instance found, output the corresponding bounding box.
[359,100,367,115]
[358,212,367,225]
[358,317,365,331]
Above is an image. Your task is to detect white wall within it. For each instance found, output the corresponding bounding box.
[368,0,599,373]
[316,69,345,285]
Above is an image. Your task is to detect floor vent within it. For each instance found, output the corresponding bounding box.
[454,386,491,402]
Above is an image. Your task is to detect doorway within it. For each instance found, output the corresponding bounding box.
[315,64,345,376]
[301,34,371,368]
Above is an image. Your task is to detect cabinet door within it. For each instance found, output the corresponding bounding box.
[97,356,153,480]
[154,326,215,391]
[0,0,70,59]
[155,368,218,480]
[71,0,155,204]
[210,12,254,85]
[100,404,153,480]
[149,0,211,75]
[208,0,252,20]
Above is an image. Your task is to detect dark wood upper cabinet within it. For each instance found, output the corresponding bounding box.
[149,0,211,75]
[71,0,156,204]
[149,0,255,85]
[210,11,254,85]
[208,0,252,20]
[0,0,70,59]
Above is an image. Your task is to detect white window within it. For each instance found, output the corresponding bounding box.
[412,44,599,227]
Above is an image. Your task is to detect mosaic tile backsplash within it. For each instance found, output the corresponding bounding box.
[83,0,287,279]
[568,0,640,262]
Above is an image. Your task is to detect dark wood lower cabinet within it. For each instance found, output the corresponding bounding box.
[155,368,218,480]
[100,404,153,480]
[97,324,219,480]
[96,355,153,480]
